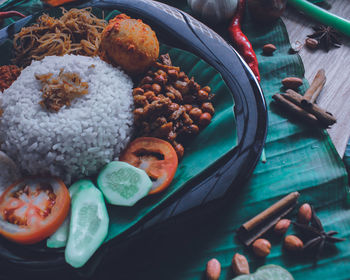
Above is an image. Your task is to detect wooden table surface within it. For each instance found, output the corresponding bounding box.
[282,0,350,157]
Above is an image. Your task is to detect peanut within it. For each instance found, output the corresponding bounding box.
[206,258,221,280]
[232,253,250,275]
[252,238,271,257]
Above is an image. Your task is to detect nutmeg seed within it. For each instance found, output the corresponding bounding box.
[284,235,304,252]
[274,219,291,235]
[231,253,250,275]
[206,258,221,280]
[298,203,312,224]
[252,238,271,257]
[263,43,277,55]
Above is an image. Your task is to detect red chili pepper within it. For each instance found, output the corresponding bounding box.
[0,11,26,22]
[228,0,260,82]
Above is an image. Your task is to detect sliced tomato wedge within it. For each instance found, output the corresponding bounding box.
[0,177,70,244]
[120,137,178,194]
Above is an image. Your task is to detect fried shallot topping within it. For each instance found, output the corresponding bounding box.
[36,69,89,112]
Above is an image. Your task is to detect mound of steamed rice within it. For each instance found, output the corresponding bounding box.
[0,55,134,184]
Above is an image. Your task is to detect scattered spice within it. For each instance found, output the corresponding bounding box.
[231,253,250,275]
[307,25,342,52]
[206,258,221,280]
[293,206,345,259]
[281,77,303,90]
[284,235,304,252]
[228,0,260,81]
[0,65,21,92]
[274,219,291,235]
[237,192,299,246]
[289,40,303,54]
[36,69,89,112]
[297,203,312,224]
[252,238,271,257]
[262,44,277,56]
[272,69,336,128]
[305,38,319,50]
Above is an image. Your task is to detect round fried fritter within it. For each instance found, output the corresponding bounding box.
[100,14,159,74]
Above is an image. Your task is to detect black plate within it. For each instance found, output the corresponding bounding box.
[0,0,267,277]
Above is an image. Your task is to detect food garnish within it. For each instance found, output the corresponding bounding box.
[0,151,21,197]
[293,206,345,259]
[120,137,178,195]
[0,177,70,244]
[133,54,214,159]
[307,25,342,52]
[36,69,89,112]
[0,65,21,92]
[13,8,106,66]
[47,179,85,248]
[272,69,336,128]
[97,161,152,206]
[100,14,159,74]
[65,180,109,268]
[228,0,260,81]
[237,192,299,246]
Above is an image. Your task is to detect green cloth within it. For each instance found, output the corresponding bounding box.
[1,1,350,279]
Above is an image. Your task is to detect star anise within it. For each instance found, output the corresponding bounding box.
[293,206,345,259]
[307,25,342,52]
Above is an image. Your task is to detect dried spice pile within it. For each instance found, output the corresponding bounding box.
[132,54,215,159]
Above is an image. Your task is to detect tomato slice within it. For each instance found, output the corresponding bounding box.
[0,177,70,244]
[120,137,178,194]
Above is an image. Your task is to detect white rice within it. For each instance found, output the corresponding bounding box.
[0,55,134,184]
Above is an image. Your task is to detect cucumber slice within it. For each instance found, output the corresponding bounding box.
[233,265,294,280]
[65,182,109,268]
[46,217,70,248]
[47,180,94,248]
[254,265,294,280]
[97,161,152,206]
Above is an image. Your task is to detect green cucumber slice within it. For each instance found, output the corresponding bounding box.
[97,161,152,206]
[46,217,70,248]
[254,265,294,280]
[65,182,109,268]
[233,265,294,280]
[47,180,94,248]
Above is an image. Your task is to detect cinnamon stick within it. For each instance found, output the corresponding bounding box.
[301,69,326,106]
[237,192,300,246]
[285,89,336,127]
[272,94,320,126]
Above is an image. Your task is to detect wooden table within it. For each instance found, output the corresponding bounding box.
[283,0,350,157]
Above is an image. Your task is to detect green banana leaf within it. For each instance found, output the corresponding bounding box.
[0,7,237,242]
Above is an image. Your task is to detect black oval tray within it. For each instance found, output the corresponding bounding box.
[0,0,267,277]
